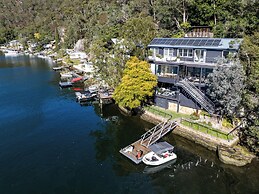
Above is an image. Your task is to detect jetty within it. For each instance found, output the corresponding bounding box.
[120,120,178,164]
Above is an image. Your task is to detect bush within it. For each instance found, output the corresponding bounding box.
[190,112,199,120]
[222,118,233,128]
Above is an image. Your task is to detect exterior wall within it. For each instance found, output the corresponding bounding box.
[154,96,169,109]
[206,50,222,63]
[168,102,200,115]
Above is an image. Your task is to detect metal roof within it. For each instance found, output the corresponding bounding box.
[149,141,174,154]
[148,38,242,50]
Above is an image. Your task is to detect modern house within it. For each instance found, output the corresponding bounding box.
[147,37,242,114]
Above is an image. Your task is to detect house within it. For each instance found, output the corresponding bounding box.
[147,37,242,114]
[68,51,88,60]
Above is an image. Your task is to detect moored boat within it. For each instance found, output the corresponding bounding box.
[142,142,177,166]
[59,81,72,88]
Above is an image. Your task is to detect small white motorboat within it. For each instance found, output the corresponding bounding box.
[142,142,177,166]
[60,72,73,78]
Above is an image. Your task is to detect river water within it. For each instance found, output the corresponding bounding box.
[0,55,258,194]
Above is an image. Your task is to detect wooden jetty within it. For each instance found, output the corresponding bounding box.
[120,120,178,164]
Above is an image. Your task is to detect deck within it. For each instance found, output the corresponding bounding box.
[120,120,178,164]
[119,140,151,164]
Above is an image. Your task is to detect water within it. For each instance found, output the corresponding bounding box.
[0,55,258,194]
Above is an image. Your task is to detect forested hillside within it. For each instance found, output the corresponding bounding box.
[0,0,258,46]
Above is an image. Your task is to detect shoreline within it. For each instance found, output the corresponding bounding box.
[140,108,256,166]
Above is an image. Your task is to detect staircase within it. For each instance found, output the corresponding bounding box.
[140,120,178,148]
[177,79,215,114]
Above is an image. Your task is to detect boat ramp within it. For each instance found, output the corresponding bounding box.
[120,120,178,164]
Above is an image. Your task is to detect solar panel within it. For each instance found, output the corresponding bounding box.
[150,38,222,47]
[204,40,214,46]
[213,40,221,46]
[187,39,195,45]
[193,39,202,46]
[198,39,207,46]
[180,39,189,45]
[170,39,178,45]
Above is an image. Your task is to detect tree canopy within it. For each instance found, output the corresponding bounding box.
[113,57,157,109]
[206,60,245,117]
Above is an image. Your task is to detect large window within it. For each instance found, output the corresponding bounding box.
[194,49,206,62]
[178,49,193,57]
[164,48,174,58]
[156,65,178,76]
[150,48,159,57]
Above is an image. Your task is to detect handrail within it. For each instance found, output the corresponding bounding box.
[178,79,215,113]
[180,118,233,140]
[183,79,215,107]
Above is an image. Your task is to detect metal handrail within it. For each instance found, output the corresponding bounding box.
[183,79,215,108]
[178,80,215,113]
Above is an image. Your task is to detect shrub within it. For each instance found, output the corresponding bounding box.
[190,112,199,120]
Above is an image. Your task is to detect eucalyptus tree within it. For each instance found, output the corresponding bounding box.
[120,16,157,59]
[206,60,245,118]
[90,38,133,88]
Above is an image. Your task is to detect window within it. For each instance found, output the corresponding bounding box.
[150,48,159,57]
[194,49,206,62]
[164,48,174,58]
[178,49,193,57]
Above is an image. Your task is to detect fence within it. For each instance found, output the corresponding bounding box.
[180,118,234,141]
[144,106,172,120]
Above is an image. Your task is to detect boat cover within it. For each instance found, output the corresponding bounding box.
[149,142,174,155]
[72,77,83,82]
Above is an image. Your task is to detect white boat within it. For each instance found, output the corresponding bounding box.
[3,49,20,56]
[60,72,73,78]
[88,85,98,93]
[142,142,177,166]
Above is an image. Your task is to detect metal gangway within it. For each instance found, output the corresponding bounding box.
[140,120,178,148]
[120,119,178,164]
[178,79,215,114]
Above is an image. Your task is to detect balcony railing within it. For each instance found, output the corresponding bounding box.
[148,55,231,66]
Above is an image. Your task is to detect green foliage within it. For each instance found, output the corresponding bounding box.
[222,118,233,128]
[206,60,245,117]
[190,112,200,120]
[239,33,259,155]
[113,57,157,109]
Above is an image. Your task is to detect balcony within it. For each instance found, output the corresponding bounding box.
[148,55,235,68]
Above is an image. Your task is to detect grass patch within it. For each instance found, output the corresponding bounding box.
[144,105,190,120]
[181,119,233,140]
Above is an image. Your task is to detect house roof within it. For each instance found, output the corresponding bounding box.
[148,38,242,50]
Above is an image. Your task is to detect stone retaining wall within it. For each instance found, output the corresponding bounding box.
[140,110,239,152]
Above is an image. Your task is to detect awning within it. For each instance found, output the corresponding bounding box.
[149,142,174,155]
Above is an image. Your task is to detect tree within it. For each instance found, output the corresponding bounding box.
[120,16,157,59]
[113,56,157,109]
[90,38,132,88]
[206,60,245,118]
[239,33,259,155]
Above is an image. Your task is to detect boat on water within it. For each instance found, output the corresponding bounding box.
[71,76,83,83]
[3,49,20,56]
[75,90,97,102]
[60,72,73,78]
[142,142,177,166]
[59,81,72,88]
[53,66,64,71]
[88,85,98,93]
[143,158,176,174]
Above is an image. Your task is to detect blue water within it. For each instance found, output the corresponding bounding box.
[0,55,258,194]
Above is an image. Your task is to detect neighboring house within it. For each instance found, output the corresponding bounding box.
[69,51,88,60]
[73,62,94,74]
[147,37,242,114]
[8,40,23,50]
